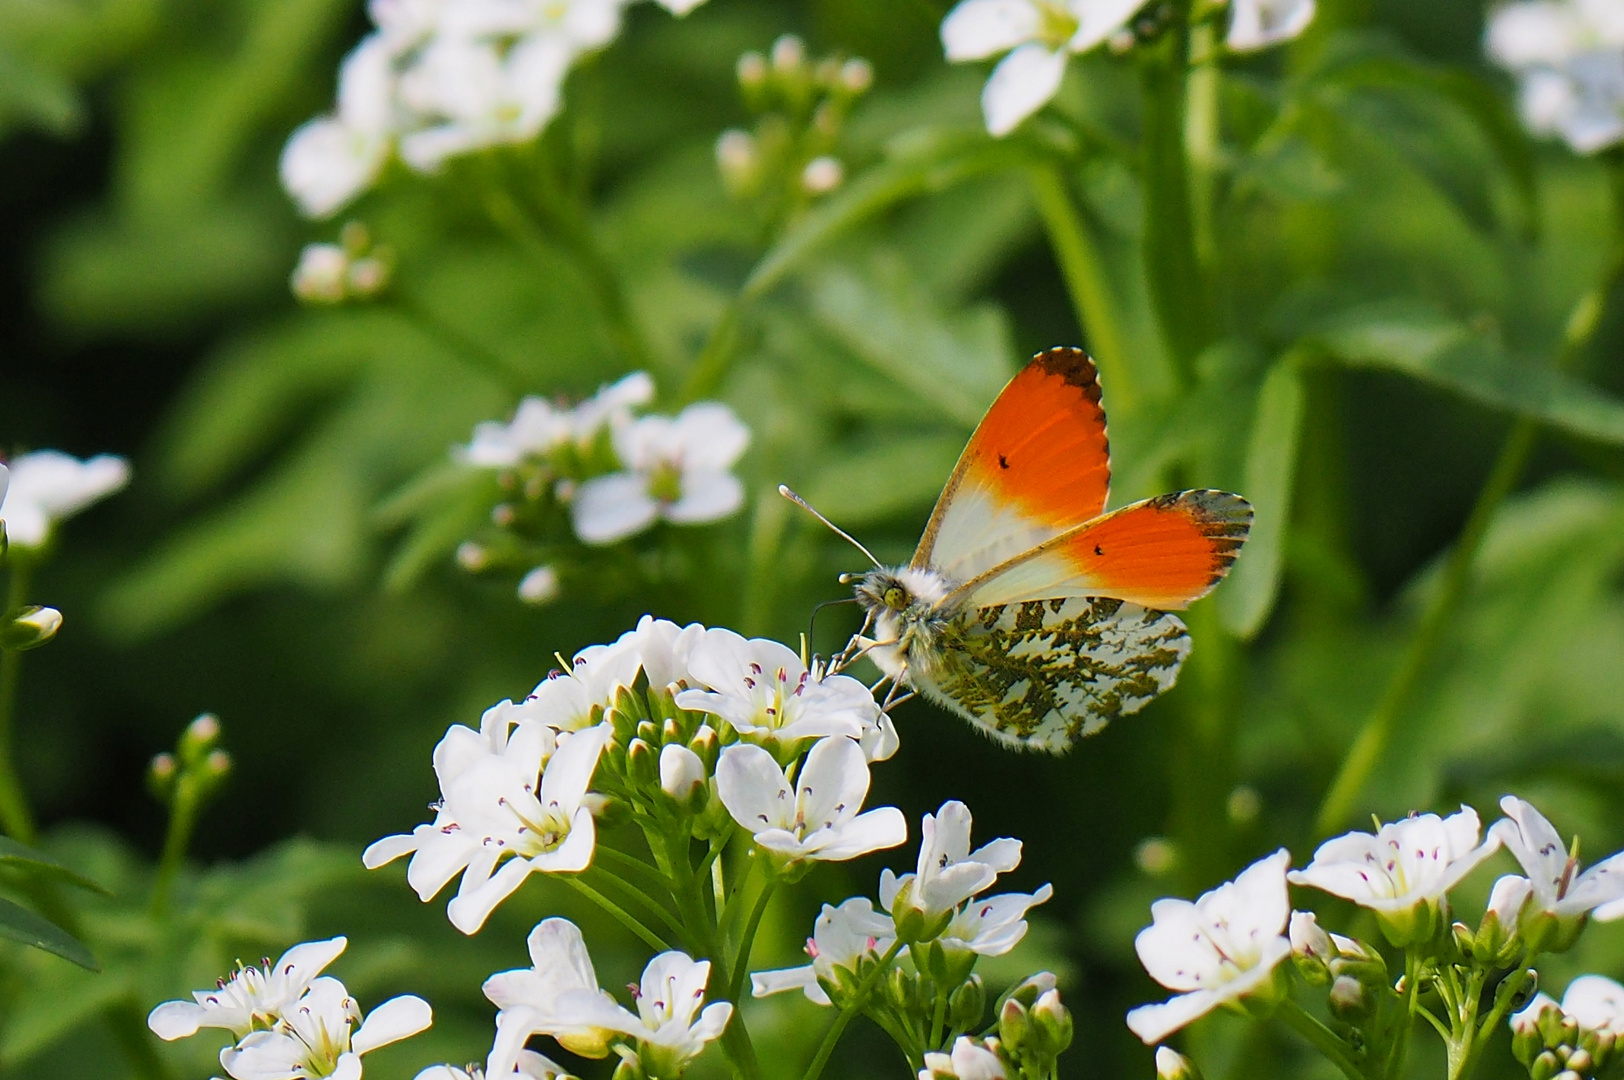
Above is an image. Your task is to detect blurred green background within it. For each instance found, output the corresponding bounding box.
[5,0,1624,1076]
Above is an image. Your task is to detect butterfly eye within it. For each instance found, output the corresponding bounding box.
[883,587,907,609]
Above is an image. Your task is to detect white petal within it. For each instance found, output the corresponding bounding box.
[981,43,1067,137]
[529,808,598,873]
[448,857,534,933]
[1562,975,1624,1034]
[751,965,826,1003]
[1125,989,1220,1044]
[280,118,389,218]
[1071,0,1155,52]
[572,473,660,544]
[716,744,793,833]
[665,471,743,525]
[807,807,909,861]
[941,0,1041,60]
[537,723,611,813]
[1227,0,1316,51]
[330,1053,364,1080]
[353,995,433,1054]
[795,737,870,831]
[147,1001,206,1040]
[670,403,751,470]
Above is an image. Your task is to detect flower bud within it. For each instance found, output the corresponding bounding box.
[839,57,873,93]
[1225,785,1261,825]
[1565,1047,1593,1072]
[1134,836,1178,877]
[627,738,658,789]
[1002,971,1057,1010]
[1030,988,1073,1058]
[1328,975,1369,1023]
[1530,1050,1561,1080]
[1,605,61,651]
[660,716,682,746]
[949,974,985,1033]
[998,996,1029,1053]
[517,565,560,605]
[290,243,349,304]
[456,542,488,572]
[178,713,221,767]
[346,255,390,297]
[1289,911,1334,984]
[716,129,761,197]
[659,744,705,804]
[770,34,804,73]
[689,724,719,772]
[147,752,178,803]
[737,51,767,89]
[801,156,844,195]
[1156,1046,1202,1080]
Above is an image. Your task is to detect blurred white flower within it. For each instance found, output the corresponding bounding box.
[1511,974,1624,1040]
[801,155,845,194]
[715,738,907,869]
[937,883,1054,956]
[1487,0,1624,152]
[486,919,730,1075]
[751,896,899,1005]
[919,1036,1007,1080]
[1227,0,1316,51]
[650,0,708,14]
[291,243,352,303]
[0,450,130,549]
[398,34,573,171]
[517,566,561,605]
[571,403,750,545]
[879,800,1023,926]
[940,0,1149,136]
[148,937,348,1040]
[458,373,654,468]
[1492,795,1624,934]
[220,976,431,1080]
[1155,1047,1197,1080]
[1287,806,1499,944]
[675,629,886,753]
[362,705,611,934]
[1127,850,1293,1045]
[281,36,397,218]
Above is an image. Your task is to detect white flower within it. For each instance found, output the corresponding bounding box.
[415,1052,568,1080]
[291,243,352,303]
[801,155,845,194]
[879,801,1023,926]
[650,0,708,14]
[675,629,889,754]
[397,34,572,171]
[1227,0,1316,50]
[485,918,629,1067]
[517,566,561,605]
[485,920,731,1076]
[219,976,431,1080]
[147,937,348,1040]
[362,709,610,934]
[1126,850,1293,1045]
[940,0,1150,136]
[0,450,129,549]
[1511,975,1624,1040]
[571,403,750,545]
[459,373,655,468]
[1491,796,1624,936]
[515,616,703,732]
[281,35,397,218]
[1287,806,1499,944]
[919,1036,1007,1080]
[938,884,1054,956]
[716,738,907,870]
[1487,0,1624,153]
[751,896,899,1005]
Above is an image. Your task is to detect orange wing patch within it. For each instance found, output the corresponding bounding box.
[916,347,1112,577]
[956,490,1252,612]
[1059,490,1252,609]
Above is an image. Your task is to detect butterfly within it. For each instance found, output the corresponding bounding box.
[790,346,1251,753]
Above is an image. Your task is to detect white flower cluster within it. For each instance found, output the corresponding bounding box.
[147,938,433,1080]
[1127,796,1624,1046]
[0,449,129,549]
[280,0,710,218]
[363,616,900,933]
[751,800,1051,1004]
[940,0,1316,137]
[1488,0,1624,153]
[457,372,750,566]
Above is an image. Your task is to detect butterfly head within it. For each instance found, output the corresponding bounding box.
[852,566,957,676]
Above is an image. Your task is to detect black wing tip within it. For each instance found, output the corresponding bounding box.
[1031,346,1101,398]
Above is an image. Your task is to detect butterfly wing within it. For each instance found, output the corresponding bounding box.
[950,489,1253,611]
[912,597,1190,751]
[912,347,1112,583]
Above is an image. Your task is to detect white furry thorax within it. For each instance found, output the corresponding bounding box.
[852,565,962,677]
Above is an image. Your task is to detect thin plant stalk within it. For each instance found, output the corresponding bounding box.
[1276,999,1366,1080]
[801,938,907,1080]
[565,875,674,953]
[0,556,37,844]
[727,877,776,1004]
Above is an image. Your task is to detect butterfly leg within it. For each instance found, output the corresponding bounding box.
[831,610,876,671]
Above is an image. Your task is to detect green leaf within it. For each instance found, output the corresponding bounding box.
[1312,302,1624,446]
[803,435,966,527]
[1218,356,1305,639]
[0,896,98,970]
[0,837,110,895]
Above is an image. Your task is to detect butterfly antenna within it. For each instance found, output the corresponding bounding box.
[778,485,882,568]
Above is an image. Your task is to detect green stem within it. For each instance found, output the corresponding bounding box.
[1027,164,1137,411]
[679,300,745,404]
[586,865,688,942]
[1383,948,1422,1080]
[564,875,674,953]
[1312,212,1624,830]
[802,939,907,1080]
[928,988,948,1052]
[1455,963,1534,1080]
[1276,999,1366,1080]
[1139,0,1217,383]
[0,557,37,844]
[1184,25,1221,277]
[727,878,776,1005]
[148,773,202,918]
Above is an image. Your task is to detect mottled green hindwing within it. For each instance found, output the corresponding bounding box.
[915,597,1190,752]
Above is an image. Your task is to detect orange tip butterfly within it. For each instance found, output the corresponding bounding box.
[787,346,1252,753]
